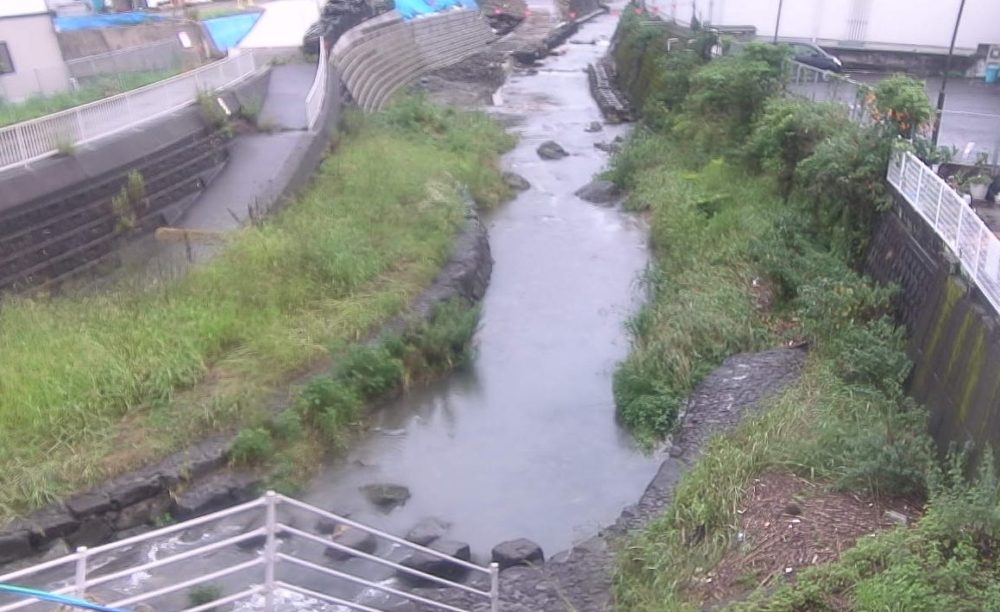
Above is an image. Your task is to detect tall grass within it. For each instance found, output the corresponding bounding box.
[0,97,512,519]
[0,70,182,127]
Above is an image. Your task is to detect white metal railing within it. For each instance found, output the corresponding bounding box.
[888,151,1000,314]
[0,492,499,612]
[0,52,258,173]
[305,37,328,131]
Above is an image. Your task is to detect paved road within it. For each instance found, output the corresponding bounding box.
[793,69,1000,162]
[238,0,320,48]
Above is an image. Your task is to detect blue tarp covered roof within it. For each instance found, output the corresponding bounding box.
[55,11,168,31]
[396,0,478,21]
[203,12,262,52]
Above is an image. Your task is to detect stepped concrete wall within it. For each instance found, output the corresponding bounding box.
[332,9,494,112]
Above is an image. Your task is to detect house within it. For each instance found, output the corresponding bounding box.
[650,0,1000,72]
[0,0,71,102]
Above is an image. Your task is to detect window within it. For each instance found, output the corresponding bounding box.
[0,43,13,75]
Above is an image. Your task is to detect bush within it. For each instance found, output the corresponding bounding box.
[870,74,935,139]
[297,377,361,424]
[401,300,480,376]
[230,428,274,466]
[795,125,892,263]
[188,584,222,610]
[743,98,850,198]
[336,345,404,399]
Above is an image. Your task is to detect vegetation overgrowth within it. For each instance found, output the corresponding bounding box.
[0,96,512,521]
[0,70,183,127]
[607,8,997,610]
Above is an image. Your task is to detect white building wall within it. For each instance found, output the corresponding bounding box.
[649,0,1000,53]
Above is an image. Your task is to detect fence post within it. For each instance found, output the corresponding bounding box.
[956,200,966,252]
[489,562,499,612]
[914,162,925,210]
[264,491,278,610]
[74,546,89,599]
[935,181,945,228]
[974,224,985,283]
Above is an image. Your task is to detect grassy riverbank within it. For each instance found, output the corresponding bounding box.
[609,9,1000,610]
[0,97,513,520]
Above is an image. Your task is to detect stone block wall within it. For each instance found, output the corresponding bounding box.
[867,197,1000,462]
[332,9,495,112]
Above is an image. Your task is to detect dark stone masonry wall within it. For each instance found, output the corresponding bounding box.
[866,196,1000,463]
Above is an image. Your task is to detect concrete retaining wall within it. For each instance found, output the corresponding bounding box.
[332,9,494,112]
[866,197,1000,463]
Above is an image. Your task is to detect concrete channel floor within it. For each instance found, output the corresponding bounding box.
[259,63,318,130]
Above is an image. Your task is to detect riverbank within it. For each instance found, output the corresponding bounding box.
[0,98,513,531]
[608,9,1000,611]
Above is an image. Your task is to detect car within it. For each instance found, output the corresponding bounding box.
[784,42,844,73]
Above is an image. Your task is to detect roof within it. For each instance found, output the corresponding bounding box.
[0,0,50,18]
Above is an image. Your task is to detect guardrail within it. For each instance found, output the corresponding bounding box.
[887,151,1000,314]
[0,492,499,612]
[305,37,328,130]
[0,52,257,173]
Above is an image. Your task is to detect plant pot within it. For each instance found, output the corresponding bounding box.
[970,183,989,201]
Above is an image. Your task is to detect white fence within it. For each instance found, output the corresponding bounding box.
[305,38,328,130]
[65,40,196,80]
[0,52,258,173]
[888,151,1000,313]
[0,492,499,612]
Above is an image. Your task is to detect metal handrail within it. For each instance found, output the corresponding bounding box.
[0,52,258,173]
[305,37,329,130]
[887,150,1000,315]
[0,491,500,612]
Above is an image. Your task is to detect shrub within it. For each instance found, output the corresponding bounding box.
[187,584,222,610]
[229,428,274,465]
[743,98,850,198]
[336,345,404,399]
[870,74,935,139]
[297,377,361,424]
[401,300,480,376]
[268,410,303,441]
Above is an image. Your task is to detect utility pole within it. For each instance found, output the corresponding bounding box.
[773,0,784,43]
[932,0,967,146]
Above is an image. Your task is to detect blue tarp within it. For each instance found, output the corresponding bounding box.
[203,12,262,52]
[55,11,168,31]
[396,0,478,20]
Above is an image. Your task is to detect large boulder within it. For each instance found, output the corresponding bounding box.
[537,141,569,160]
[585,121,604,133]
[325,526,378,561]
[398,539,472,585]
[405,517,450,547]
[491,538,544,570]
[359,484,411,511]
[574,179,620,205]
[0,532,32,564]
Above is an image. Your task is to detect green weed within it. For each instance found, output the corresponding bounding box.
[229,428,275,466]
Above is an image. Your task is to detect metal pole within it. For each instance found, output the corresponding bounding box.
[932,0,967,146]
[264,491,278,611]
[74,547,89,599]
[773,0,785,43]
[489,562,499,612]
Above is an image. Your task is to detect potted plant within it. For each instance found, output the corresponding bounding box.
[964,174,993,201]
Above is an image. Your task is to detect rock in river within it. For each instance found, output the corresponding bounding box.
[360,483,411,511]
[585,121,603,133]
[575,179,620,205]
[398,539,472,585]
[325,525,378,561]
[405,517,451,546]
[537,141,569,160]
[492,538,545,570]
[503,172,531,191]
